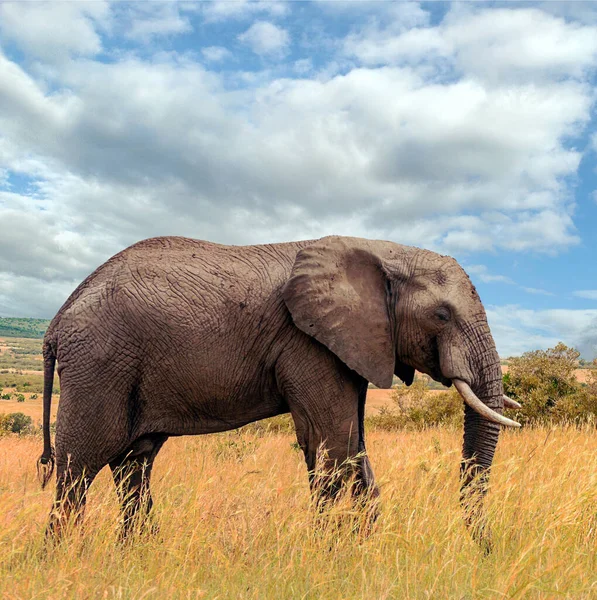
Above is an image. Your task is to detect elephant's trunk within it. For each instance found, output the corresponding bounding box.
[459,347,504,552]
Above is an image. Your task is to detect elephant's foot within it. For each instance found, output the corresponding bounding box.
[117,511,161,544]
[310,458,380,539]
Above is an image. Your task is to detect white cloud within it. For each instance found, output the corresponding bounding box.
[344,6,597,85]
[202,46,233,63]
[444,6,597,85]
[0,48,592,316]
[293,58,313,75]
[487,306,597,358]
[0,4,596,320]
[238,21,290,57]
[465,265,514,285]
[316,0,431,30]
[537,2,597,25]
[0,273,80,319]
[0,202,86,282]
[123,3,193,42]
[573,290,597,300]
[0,1,110,61]
[202,0,288,23]
[344,24,446,67]
[522,287,555,297]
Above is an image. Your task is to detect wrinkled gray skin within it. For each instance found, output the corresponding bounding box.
[39,236,503,543]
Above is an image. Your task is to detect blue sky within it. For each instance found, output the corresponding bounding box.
[0,1,596,357]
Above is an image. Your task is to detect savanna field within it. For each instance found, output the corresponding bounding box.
[4,427,597,599]
[2,330,597,599]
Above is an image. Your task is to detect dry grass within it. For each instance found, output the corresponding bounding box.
[1,427,597,599]
[0,395,59,422]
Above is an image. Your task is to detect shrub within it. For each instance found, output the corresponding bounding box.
[504,342,597,426]
[0,414,9,434]
[368,375,463,431]
[0,412,33,435]
[15,394,25,403]
[1,393,11,400]
[366,405,406,432]
[398,388,463,429]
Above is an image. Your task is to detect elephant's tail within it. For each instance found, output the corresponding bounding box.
[37,342,56,489]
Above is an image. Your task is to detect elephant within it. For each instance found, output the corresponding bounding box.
[37,235,519,541]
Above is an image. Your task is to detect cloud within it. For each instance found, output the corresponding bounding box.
[317,0,431,28]
[202,46,233,63]
[522,287,555,297]
[122,3,193,42]
[0,273,80,320]
[0,47,592,314]
[0,3,596,324]
[465,265,514,285]
[487,306,597,358]
[0,1,110,61]
[461,269,556,298]
[344,5,597,84]
[293,58,313,75]
[537,1,597,25]
[238,21,290,57]
[202,0,288,23]
[578,321,597,360]
[443,6,597,84]
[573,290,597,300]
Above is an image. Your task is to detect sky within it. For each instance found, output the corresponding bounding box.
[0,0,596,358]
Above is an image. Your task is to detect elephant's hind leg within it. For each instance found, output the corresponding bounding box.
[47,458,98,540]
[109,434,168,538]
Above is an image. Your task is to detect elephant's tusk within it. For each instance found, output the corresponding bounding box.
[503,395,522,410]
[453,379,521,428]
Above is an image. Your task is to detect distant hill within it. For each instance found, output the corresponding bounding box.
[0,318,50,339]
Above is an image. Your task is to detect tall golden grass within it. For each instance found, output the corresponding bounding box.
[2,427,597,599]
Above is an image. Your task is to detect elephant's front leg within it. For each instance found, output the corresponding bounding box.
[293,408,361,503]
[284,367,379,517]
[353,379,380,504]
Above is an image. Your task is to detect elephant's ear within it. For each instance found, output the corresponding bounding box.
[283,236,395,389]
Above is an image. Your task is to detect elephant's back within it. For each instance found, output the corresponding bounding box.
[47,236,309,348]
[117,236,309,304]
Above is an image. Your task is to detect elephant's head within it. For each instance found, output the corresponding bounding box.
[283,236,519,543]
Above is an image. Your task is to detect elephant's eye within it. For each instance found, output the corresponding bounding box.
[435,306,451,322]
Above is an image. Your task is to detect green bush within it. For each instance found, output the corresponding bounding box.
[368,375,463,431]
[504,342,597,426]
[0,412,33,435]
